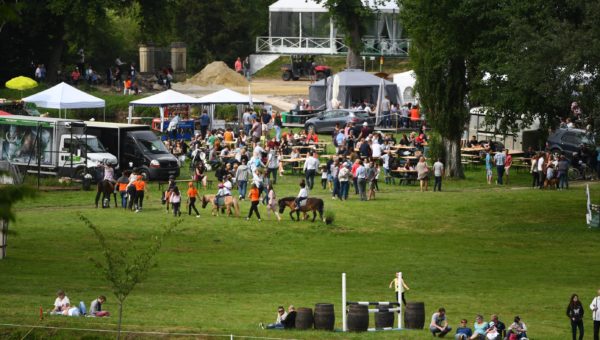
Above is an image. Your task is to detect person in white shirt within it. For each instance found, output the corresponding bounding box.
[537,154,545,189]
[433,158,444,192]
[303,152,320,190]
[371,140,382,158]
[261,305,288,329]
[51,290,71,315]
[295,180,308,210]
[590,289,600,340]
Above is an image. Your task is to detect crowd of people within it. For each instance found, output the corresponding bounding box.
[430,309,527,340]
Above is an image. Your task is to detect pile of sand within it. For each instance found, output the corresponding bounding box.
[185,61,248,87]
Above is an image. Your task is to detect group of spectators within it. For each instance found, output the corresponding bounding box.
[430,308,527,340]
[49,289,109,317]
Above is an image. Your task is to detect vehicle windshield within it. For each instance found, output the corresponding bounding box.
[130,130,169,154]
[65,137,106,152]
[580,134,595,145]
[353,111,370,118]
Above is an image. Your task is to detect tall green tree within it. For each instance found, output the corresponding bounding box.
[172,0,271,71]
[314,0,376,69]
[471,0,600,137]
[400,0,492,177]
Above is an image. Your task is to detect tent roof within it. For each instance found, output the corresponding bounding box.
[393,70,416,89]
[269,0,398,13]
[129,89,203,107]
[22,82,105,109]
[310,69,397,88]
[197,89,264,105]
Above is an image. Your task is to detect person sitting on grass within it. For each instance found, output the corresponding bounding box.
[260,305,296,330]
[489,314,506,339]
[507,316,528,339]
[430,307,452,337]
[471,314,488,339]
[50,289,70,315]
[89,295,110,317]
[455,319,473,340]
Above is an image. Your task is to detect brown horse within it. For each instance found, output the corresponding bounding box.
[95,180,117,208]
[201,194,240,217]
[278,197,324,222]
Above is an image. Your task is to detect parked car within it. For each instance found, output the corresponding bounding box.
[546,128,596,159]
[304,109,373,133]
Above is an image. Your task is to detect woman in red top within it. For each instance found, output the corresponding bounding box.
[246,183,261,221]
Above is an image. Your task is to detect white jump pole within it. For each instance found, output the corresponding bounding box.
[397,271,403,329]
[342,272,347,332]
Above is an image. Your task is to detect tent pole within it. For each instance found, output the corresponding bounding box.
[103,107,105,122]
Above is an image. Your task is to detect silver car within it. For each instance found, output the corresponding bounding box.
[304,109,373,133]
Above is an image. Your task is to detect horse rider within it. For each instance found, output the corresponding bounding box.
[294,180,308,211]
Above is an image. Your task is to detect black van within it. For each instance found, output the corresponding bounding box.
[86,122,180,180]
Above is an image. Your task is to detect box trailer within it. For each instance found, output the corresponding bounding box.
[0,115,116,177]
[85,122,180,180]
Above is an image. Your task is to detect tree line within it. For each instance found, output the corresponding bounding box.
[0,0,271,84]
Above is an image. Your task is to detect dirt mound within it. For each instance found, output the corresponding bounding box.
[186,61,248,87]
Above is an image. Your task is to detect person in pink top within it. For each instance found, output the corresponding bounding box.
[351,159,360,195]
[504,149,513,185]
[234,57,242,74]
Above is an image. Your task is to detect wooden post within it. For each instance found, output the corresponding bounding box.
[0,219,8,259]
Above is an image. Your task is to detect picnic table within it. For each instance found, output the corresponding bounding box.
[391,169,418,185]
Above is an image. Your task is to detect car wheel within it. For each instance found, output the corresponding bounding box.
[306,123,316,134]
[282,71,292,81]
[73,167,87,180]
[568,168,579,181]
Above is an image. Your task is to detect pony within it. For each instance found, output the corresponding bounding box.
[278,197,325,222]
[95,180,117,208]
[201,194,240,217]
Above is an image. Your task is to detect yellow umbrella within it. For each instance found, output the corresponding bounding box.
[5,76,38,90]
[5,76,38,98]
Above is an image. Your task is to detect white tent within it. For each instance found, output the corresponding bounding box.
[197,88,265,125]
[393,70,417,105]
[23,82,105,119]
[128,89,203,131]
[269,0,398,13]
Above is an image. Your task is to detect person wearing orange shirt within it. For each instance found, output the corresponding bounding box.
[410,105,420,128]
[124,77,132,95]
[246,183,261,221]
[223,128,234,142]
[187,182,200,217]
[116,171,130,209]
[134,175,146,212]
[234,57,243,74]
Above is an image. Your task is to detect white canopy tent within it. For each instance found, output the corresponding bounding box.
[393,70,417,105]
[197,88,265,125]
[22,82,105,120]
[128,89,203,131]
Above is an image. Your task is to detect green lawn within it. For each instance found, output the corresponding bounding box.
[1,167,600,339]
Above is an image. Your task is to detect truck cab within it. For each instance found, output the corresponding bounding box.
[59,135,117,175]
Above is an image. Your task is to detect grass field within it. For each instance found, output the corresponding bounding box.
[1,164,600,339]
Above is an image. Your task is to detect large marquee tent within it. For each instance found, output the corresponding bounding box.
[309,69,401,111]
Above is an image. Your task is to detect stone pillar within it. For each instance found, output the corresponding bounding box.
[139,44,156,73]
[170,42,187,73]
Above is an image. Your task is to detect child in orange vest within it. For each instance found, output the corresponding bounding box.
[134,175,146,212]
[246,183,261,221]
[187,182,200,217]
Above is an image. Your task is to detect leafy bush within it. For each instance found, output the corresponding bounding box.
[215,105,238,122]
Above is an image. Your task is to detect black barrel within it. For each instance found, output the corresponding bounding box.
[404,302,425,329]
[295,307,314,330]
[375,304,394,329]
[314,303,335,331]
[347,304,369,332]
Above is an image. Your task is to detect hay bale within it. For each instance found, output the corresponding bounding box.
[185,61,248,87]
